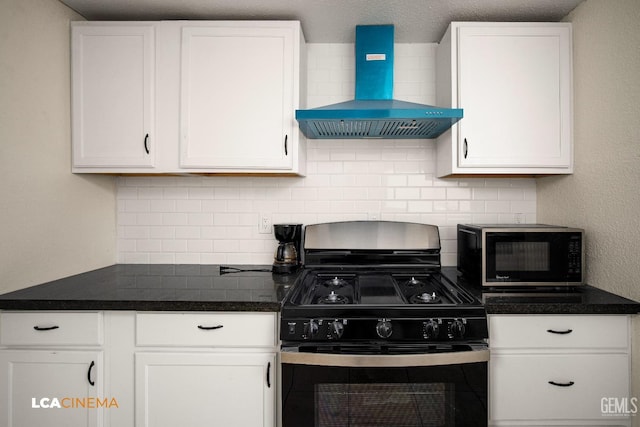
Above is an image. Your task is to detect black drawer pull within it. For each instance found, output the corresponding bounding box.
[87,361,95,386]
[548,380,574,387]
[284,135,288,156]
[266,362,271,388]
[547,329,573,335]
[33,325,59,331]
[197,325,223,330]
[144,133,150,154]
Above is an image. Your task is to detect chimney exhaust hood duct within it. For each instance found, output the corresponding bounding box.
[295,25,463,139]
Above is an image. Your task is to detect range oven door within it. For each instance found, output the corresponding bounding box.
[281,346,488,427]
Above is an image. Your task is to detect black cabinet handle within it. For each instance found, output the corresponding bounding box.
[463,138,468,159]
[284,135,288,156]
[144,133,150,154]
[266,362,271,388]
[548,380,574,387]
[197,325,223,330]
[87,361,95,386]
[33,325,59,331]
[547,329,573,335]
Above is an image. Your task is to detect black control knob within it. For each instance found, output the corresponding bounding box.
[376,319,393,339]
[449,319,466,339]
[303,319,319,339]
[424,319,440,340]
[328,320,345,340]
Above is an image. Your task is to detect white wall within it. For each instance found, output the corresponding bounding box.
[117,43,536,265]
[0,0,117,293]
[537,0,640,421]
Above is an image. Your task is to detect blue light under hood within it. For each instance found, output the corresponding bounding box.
[295,25,463,139]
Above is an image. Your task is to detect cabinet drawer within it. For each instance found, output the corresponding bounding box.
[0,311,103,346]
[490,353,630,421]
[136,312,277,347]
[489,315,629,349]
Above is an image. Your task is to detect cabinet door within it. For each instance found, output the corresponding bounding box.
[0,350,103,427]
[135,352,275,427]
[457,25,572,169]
[72,24,155,168]
[180,26,293,170]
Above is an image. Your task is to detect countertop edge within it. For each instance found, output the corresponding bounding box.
[485,304,640,315]
[0,299,283,312]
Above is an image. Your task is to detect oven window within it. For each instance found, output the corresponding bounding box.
[316,383,454,427]
[282,364,487,427]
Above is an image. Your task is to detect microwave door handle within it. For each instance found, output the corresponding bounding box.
[459,229,476,236]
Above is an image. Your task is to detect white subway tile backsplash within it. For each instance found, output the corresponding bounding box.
[498,187,525,200]
[421,187,446,199]
[125,200,150,213]
[485,201,512,213]
[408,201,434,213]
[473,188,498,201]
[116,43,537,266]
[162,213,187,226]
[446,187,472,200]
[175,226,201,239]
[162,239,187,253]
[395,187,421,200]
[510,200,537,213]
[150,200,176,213]
[176,200,202,213]
[138,213,164,226]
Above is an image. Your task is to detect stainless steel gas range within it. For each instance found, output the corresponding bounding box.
[280,221,489,427]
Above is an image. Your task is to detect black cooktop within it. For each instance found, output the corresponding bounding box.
[289,270,476,306]
[282,268,485,320]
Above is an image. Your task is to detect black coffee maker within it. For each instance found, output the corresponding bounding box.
[272,224,302,274]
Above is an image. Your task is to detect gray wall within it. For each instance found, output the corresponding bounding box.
[0,0,117,293]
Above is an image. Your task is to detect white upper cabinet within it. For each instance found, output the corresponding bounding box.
[436,22,573,177]
[71,21,306,175]
[180,25,298,170]
[71,23,156,170]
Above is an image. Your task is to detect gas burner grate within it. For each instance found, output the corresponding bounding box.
[322,276,350,288]
[409,292,442,304]
[317,291,350,304]
[404,276,428,287]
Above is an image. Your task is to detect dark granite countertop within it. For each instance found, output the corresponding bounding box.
[1,265,638,315]
[0,264,299,312]
[442,267,640,315]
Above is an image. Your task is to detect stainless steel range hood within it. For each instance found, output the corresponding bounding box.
[295,25,462,139]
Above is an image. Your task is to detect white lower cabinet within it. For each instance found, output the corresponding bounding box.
[489,315,632,426]
[0,310,278,427]
[133,312,277,427]
[135,352,275,427]
[0,311,105,427]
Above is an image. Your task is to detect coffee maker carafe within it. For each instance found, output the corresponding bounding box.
[273,224,302,274]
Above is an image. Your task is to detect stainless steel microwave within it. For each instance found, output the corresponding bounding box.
[457,224,584,287]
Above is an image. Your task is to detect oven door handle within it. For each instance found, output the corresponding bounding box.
[280,348,489,368]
